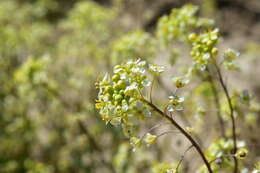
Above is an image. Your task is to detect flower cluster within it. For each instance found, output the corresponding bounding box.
[235,148,248,160]
[149,64,165,76]
[202,138,248,172]
[96,59,164,137]
[152,162,177,173]
[223,48,240,70]
[167,94,185,112]
[166,76,189,112]
[189,29,219,71]
[130,132,157,151]
[144,133,157,146]
[156,4,214,45]
[253,162,260,173]
[172,76,189,88]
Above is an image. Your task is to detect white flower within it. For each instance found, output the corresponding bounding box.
[110,117,122,126]
[125,82,139,97]
[172,76,189,88]
[142,79,151,87]
[224,48,240,60]
[149,64,165,76]
[144,133,157,146]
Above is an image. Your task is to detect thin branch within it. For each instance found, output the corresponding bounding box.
[213,63,238,173]
[176,111,203,146]
[137,88,145,100]
[150,77,155,103]
[175,145,194,173]
[140,122,171,140]
[209,154,234,164]
[157,130,180,138]
[206,67,226,139]
[140,98,213,173]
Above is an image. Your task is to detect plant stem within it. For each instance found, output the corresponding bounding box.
[214,63,238,173]
[140,98,213,173]
[176,145,193,173]
[206,67,227,139]
[150,77,155,103]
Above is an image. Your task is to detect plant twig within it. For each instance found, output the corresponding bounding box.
[150,77,155,103]
[213,63,238,173]
[157,130,180,138]
[175,145,194,173]
[209,154,234,164]
[140,98,213,173]
[140,122,171,140]
[206,67,226,139]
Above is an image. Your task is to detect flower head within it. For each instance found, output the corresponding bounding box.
[172,76,189,88]
[167,94,185,112]
[96,59,165,139]
[189,29,219,71]
[149,64,165,76]
[144,133,157,146]
[235,148,248,160]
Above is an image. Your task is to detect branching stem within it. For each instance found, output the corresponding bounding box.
[213,63,238,173]
[150,77,155,103]
[175,145,193,173]
[140,98,213,173]
[206,67,226,139]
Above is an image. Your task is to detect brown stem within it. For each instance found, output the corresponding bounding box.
[214,63,238,173]
[150,77,155,103]
[140,98,213,173]
[178,111,203,146]
[206,68,227,139]
[175,145,193,173]
[157,77,203,145]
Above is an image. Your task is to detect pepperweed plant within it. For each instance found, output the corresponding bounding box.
[96,4,260,173]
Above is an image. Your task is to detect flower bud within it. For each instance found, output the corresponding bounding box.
[189,33,197,41]
[144,133,157,146]
[235,148,248,160]
[211,47,218,55]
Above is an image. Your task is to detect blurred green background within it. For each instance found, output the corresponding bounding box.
[0,0,259,172]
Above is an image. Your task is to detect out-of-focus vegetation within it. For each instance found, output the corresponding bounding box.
[0,0,259,173]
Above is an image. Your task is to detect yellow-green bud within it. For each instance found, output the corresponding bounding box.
[211,47,218,55]
[112,74,120,82]
[144,133,157,146]
[105,86,113,95]
[235,148,248,160]
[189,33,197,41]
[115,94,123,102]
[117,80,126,89]
[206,40,212,46]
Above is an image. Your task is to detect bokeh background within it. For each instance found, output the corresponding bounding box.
[0,0,259,172]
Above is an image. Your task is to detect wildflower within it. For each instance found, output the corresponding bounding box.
[189,29,220,71]
[167,94,185,112]
[130,136,142,151]
[149,64,165,76]
[172,76,189,88]
[144,133,157,146]
[235,148,248,160]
